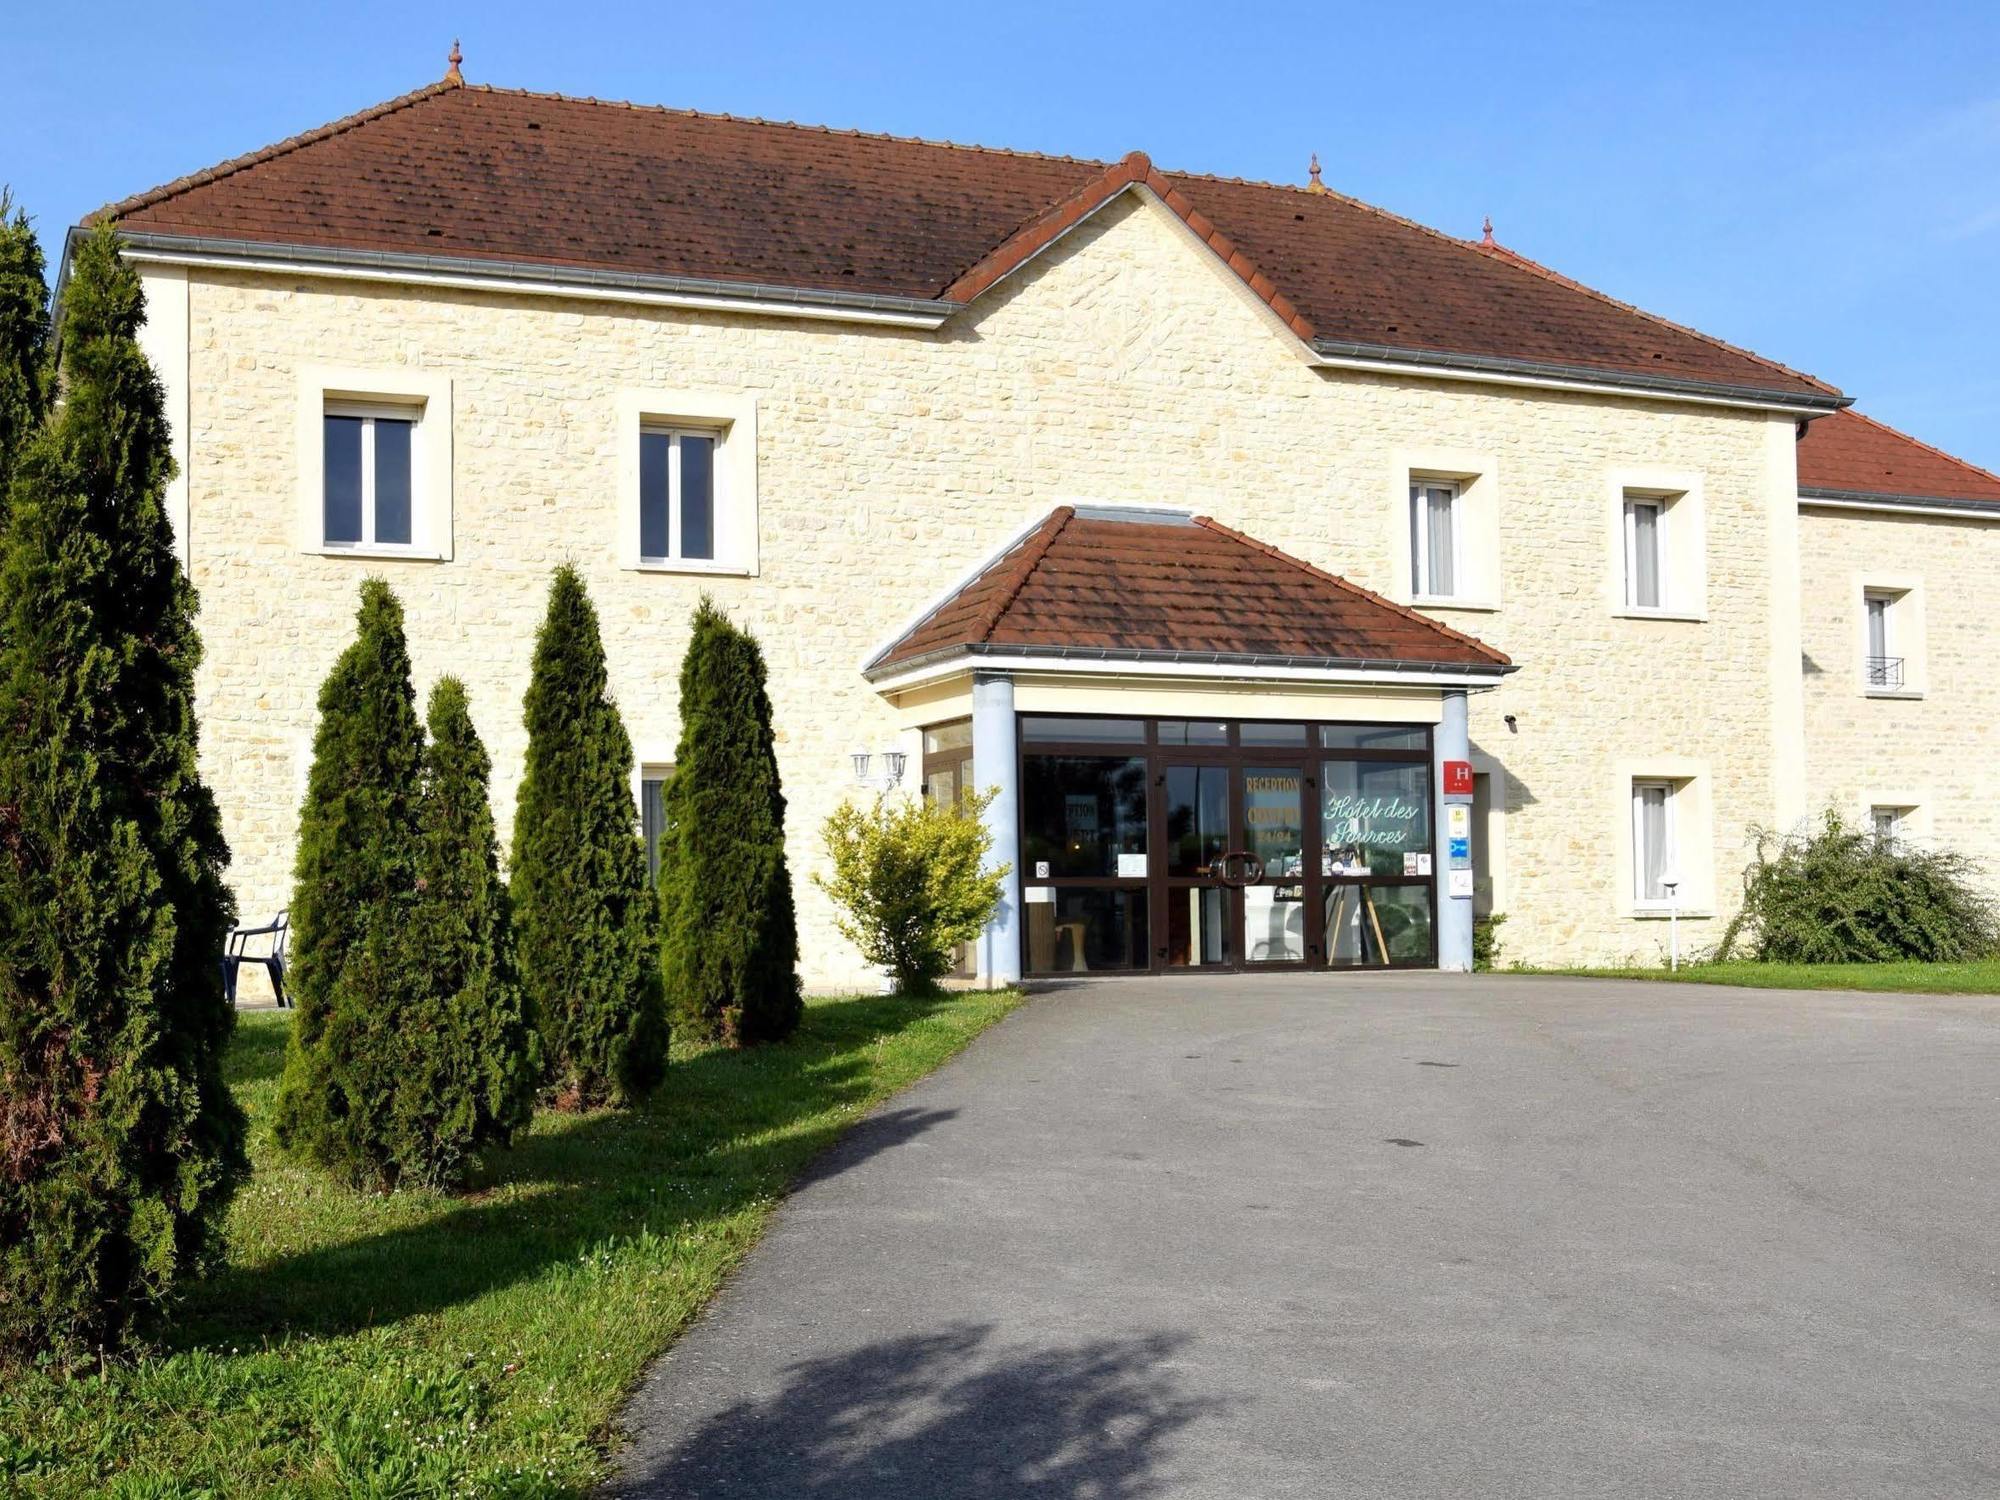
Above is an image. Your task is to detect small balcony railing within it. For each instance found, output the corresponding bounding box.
[1865,655,1905,689]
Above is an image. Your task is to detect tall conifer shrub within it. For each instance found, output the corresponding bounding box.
[511,566,665,1106]
[0,191,49,507]
[398,677,538,1187]
[659,597,802,1045]
[273,580,426,1187]
[0,226,241,1357]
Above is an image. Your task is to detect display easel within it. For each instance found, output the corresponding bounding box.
[1326,884,1389,963]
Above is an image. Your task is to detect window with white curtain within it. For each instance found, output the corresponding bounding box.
[1624,496,1665,610]
[1408,481,1459,598]
[1632,780,1677,905]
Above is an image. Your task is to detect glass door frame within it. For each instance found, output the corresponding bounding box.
[1010,714,1439,977]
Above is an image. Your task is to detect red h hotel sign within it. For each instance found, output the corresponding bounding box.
[1442,760,1474,797]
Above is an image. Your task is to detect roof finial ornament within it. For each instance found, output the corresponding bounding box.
[444,39,464,85]
[1480,215,1495,247]
[1307,153,1327,194]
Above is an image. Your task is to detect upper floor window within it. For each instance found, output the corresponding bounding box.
[1409,481,1460,598]
[617,388,759,575]
[1623,495,1666,610]
[296,366,453,561]
[1605,470,1705,620]
[323,403,417,550]
[639,427,718,564]
[1864,589,1902,690]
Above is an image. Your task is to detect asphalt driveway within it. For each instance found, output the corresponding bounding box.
[609,973,2000,1499]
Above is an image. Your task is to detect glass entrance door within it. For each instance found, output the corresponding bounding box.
[1239,767,1310,966]
[1161,762,1232,967]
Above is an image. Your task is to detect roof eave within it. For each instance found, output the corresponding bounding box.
[91,229,962,329]
[1310,337,1850,414]
[866,641,1517,691]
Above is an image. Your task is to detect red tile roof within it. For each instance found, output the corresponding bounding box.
[1797,408,2000,508]
[866,507,1512,677]
[88,79,1837,402]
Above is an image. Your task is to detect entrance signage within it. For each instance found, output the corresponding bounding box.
[1443,760,1474,797]
[1321,792,1424,847]
[1444,802,1474,901]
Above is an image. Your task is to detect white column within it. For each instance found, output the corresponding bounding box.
[971,672,1021,987]
[1435,689,1475,972]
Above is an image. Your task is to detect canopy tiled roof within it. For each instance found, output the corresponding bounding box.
[1798,409,2000,510]
[87,77,1838,403]
[865,507,1512,678]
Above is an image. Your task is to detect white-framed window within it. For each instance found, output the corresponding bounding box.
[617,389,759,576]
[1631,779,1679,907]
[1409,480,1460,598]
[323,402,418,550]
[1852,575,1924,697]
[639,427,719,564]
[295,366,453,560]
[1870,804,1910,846]
[1623,495,1667,610]
[1605,470,1705,619]
[1864,589,1902,690]
[639,763,676,881]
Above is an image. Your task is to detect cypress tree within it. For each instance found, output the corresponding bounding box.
[659,597,802,1045]
[0,191,49,507]
[273,579,426,1188]
[396,677,538,1189]
[0,225,242,1357]
[511,565,664,1107]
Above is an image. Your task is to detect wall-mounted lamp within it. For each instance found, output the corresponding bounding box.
[1503,714,1518,734]
[850,746,908,791]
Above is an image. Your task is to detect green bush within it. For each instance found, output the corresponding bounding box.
[1716,811,2000,964]
[511,566,665,1106]
[0,225,243,1358]
[0,191,50,511]
[815,789,1006,994]
[1473,912,1507,972]
[658,597,802,1044]
[274,580,428,1188]
[397,678,540,1190]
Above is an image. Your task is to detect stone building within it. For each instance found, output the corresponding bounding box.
[66,63,1999,987]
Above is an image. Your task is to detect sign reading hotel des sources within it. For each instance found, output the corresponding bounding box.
[1322,792,1426,848]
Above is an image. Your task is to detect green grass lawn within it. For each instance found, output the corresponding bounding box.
[1537,959,2000,994]
[0,988,1023,1497]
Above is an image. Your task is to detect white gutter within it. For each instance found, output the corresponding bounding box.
[1798,491,2000,523]
[108,234,957,331]
[1310,349,1846,417]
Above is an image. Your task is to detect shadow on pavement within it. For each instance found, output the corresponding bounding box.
[612,1323,1219,1498]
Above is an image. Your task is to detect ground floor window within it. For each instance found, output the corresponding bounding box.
[1632,779,1678,905]
[1012,714,1437,974]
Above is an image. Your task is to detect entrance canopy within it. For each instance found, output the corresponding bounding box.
[865,507,1513,984]
[864,504,1513,688]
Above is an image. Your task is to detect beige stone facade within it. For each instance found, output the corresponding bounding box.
[134,188,1977,986]
[1798,506,2000,870]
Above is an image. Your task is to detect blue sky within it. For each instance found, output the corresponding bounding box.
[8,1,1998,468]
